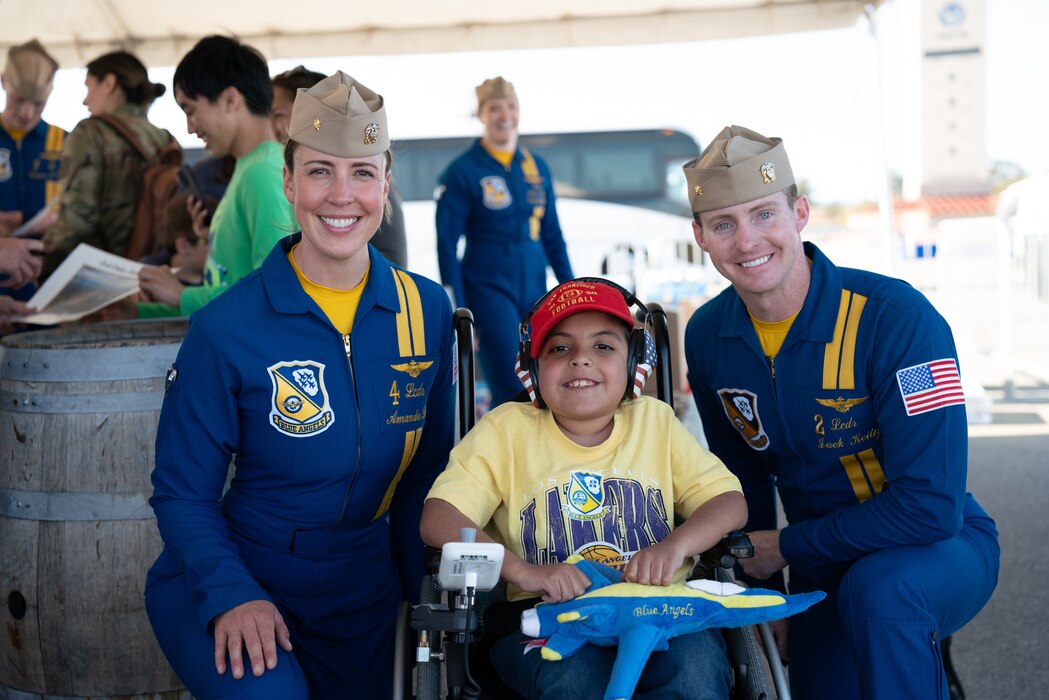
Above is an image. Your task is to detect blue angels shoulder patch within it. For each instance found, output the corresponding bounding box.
[480,176,512,210]
[268,360,335,437]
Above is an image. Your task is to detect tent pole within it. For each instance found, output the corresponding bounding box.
[866,2,896,277]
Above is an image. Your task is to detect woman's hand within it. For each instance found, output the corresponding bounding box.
[138,265,186,307]
[213,600,293,679]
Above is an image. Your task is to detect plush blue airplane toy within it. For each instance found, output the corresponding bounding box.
[520,555,825,700]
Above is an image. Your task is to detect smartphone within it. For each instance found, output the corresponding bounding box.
[177,164,215,218]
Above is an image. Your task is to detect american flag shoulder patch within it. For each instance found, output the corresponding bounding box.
[895,358,965,416]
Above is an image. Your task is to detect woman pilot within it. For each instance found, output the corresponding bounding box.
[145,71,456,699]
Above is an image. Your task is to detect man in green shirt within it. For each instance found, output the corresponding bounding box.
[138,35,296,317]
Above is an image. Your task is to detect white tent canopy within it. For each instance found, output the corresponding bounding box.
[3,0,877,68]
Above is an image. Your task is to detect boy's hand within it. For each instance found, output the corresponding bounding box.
[623,539,689,586]
[511,562,591,603]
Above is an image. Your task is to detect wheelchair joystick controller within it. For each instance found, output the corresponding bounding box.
[437,528,505,598]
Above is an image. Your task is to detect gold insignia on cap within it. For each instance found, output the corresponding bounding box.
[760,161,776,184]
[312,118,322,131]
[364,122,380,145]
[694,184,703,197]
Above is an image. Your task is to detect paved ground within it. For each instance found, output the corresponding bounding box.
[952,407,1049,699]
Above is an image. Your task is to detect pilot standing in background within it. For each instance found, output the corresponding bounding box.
[435,76,573,407]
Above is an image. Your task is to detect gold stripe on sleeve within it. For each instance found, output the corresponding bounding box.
[839,453,874,502]
[857,448,887,496]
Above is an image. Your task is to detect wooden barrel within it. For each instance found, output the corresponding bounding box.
[0,320,190,700]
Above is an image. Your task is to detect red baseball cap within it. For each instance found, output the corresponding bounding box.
[528,280,634,357]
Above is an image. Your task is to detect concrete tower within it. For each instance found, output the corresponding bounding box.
[920,0,989,196]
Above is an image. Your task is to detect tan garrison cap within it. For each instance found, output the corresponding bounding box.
[476,76,517,109]
[683,125,795,214]
[287,70,388,158]
[3,39,59,102]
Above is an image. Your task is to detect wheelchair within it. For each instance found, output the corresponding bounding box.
[393,303,787,700]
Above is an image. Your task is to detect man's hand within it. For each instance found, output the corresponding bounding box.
[213,600,293,679]
[737,529,788,580]
[508,561,591,603]
[624,539,689,586]
[0,211,23,236]
[138,265,186,307]
[0,238,43,288]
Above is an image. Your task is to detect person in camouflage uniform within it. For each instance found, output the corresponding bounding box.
[42,50,176,279]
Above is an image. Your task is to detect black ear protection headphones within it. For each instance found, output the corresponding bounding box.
[517,277,651,407]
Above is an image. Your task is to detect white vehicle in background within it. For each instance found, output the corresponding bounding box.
[401,197,711,301]
[392,129,720,303]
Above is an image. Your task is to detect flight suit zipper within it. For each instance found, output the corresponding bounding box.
[333,332,364,526]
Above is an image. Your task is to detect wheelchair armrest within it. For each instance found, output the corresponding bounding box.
[690,531,753,580]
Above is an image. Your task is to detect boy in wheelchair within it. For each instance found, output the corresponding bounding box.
[420,277,748,699]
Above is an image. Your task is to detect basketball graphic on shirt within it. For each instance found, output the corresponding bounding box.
[576,542,628,571]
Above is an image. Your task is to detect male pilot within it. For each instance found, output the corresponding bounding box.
[682,125,999,699]
[0,39,63,237]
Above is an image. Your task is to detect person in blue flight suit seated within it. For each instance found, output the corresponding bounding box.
[0,39,62,239]
[435,76,574,408]
[421,277,747,699]
[681,125,1000,699]
[145,71,457,699]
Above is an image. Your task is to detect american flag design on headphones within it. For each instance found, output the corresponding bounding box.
[631,329,657,400]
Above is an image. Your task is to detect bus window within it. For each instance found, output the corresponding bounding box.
[389,129,700,215]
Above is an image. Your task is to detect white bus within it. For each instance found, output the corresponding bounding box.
[390,129,715,299]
